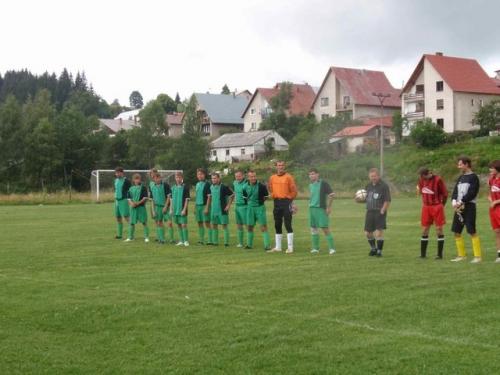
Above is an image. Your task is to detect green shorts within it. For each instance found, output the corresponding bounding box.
[130,205,148,225]
[195,204,210,223]
[247,205,267,226]
[309,207,330,228]
[211,213,229,225]
[114,199,130,218]
[173,214,188,225]
[153,204,170,222]
[235,205,248,225]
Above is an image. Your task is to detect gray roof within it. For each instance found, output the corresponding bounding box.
[211,130,276,148]
[99,119,139,133]
[195,93,248,124]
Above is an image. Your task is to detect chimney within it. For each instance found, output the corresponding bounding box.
[118,118,122,130]
[435,52,443,56]
[495,70,500,79]
[134,115,137,125]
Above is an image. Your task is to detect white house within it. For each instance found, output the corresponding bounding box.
[401,53,500,133]
[210,130,288,163]
[99,118,139,135]
[114,109,141,121]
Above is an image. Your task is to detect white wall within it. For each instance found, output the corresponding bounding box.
[454,92,500,131]
[243,91,271,132]
[313,71,337,121]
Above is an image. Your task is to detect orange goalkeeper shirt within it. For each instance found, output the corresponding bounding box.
[268,173,297,200]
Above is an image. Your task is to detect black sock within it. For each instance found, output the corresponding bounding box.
[497,251,500,258]
[420,236,429,257]
[368,238,376,250]
[437,235,445,258]
[376,239,384,251]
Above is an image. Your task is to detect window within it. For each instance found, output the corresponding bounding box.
[480,99,484,107]
[320,97,329,107]
[437,119,444,128]
[225,149,230,156]
[321,114,329,120]
[212,150,216,156]
[471,99,475,106]
[250,108,255,115]
[202,124,210,135]
[436,81,444,92]
[250,122,257,131]
[416,84,424,93]
[241,148,245,155]
[436,99,444,110]
[343,96,351,107]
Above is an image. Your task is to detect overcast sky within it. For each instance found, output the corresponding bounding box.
[1,0,499,105]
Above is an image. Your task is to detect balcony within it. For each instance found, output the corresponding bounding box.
[403,92,425,102]
[404,111,424,119]
[260,108,273,119]
[336,103,353,111]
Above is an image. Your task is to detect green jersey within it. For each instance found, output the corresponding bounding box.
[114,177,130,200]
[233,179,248,206]
[195,180,210,205]
[149,182,171,206]
[244,181,268,207]
[309,180,333,208]
[171,183,189,215]
[128,184,148,205]
[209,183,233,216]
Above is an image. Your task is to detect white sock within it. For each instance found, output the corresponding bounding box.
[287,233,294,250]
[275,234,282,250]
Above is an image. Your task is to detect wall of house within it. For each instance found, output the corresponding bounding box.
[346,137,365,153]
[454,92,500,131]
[313,71,337,121]
[423,59,455,133]
[243,92,271,132]
[402,69,425,132]
[211,123,244,138]
[210,145,256,163]
[354,105,399,119]
[168,124,183,138]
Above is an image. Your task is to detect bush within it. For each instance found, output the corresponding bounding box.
[409,119,446,149]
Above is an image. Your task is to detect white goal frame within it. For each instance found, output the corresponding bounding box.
[91,169,182,202]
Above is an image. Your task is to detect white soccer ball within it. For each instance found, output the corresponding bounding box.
[354,189,367,203]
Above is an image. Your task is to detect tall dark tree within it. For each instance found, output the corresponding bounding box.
[221,84,230,95]
[175,92,181,104]
[56,69,73,109]
[156,93,177,114]
[182,94,201,136]
[129,90,144,109]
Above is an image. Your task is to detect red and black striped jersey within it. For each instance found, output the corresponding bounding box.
[418,175,448,206]
[489,176,500,201]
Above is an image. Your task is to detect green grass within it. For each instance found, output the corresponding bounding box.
[1,199,499,374]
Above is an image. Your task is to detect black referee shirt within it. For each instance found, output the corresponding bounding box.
[365,180,391,211]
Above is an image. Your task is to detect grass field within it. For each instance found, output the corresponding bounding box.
[1,198,499,374]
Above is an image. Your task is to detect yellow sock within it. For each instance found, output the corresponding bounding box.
[455,236,466,257]
[471,235,482,258]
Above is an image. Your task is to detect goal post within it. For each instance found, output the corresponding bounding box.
[90,169,182,202]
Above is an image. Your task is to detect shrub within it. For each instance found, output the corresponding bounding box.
[409,118,446,149]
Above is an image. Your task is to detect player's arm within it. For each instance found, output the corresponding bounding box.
[181,186,189,215]
[288,175,298,199]
[267,176,274,198]
[381,184,391,214]
[262,183,269,201]
[224,186,235,212]
[205,194,211,215]
[138,186,148,206]
[324,181,335,214]
[439,178,448,205]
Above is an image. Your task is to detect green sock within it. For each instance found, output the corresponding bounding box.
[117,222,123,237]
[326,233,335,250]
[178,227,184,242]
[224,228,229,245]
[247,231,254,247]
[143,225,149,239]
[312,233,320,250]
[199,226,205,243]
[129,224,135,239]
[182,228,189,243]
[156,227,160,240]
[213,229,219,245]
[168,226,174,242]
[237,229,244,246]
[263,231,270,249]
[209,229,214,243]
[159,227,165,241]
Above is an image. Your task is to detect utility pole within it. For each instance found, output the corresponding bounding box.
[372,92,391,177]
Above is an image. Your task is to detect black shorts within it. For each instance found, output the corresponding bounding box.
[451,203,476,235]
[364,210,387,232]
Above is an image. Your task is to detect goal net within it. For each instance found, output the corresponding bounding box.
[90,169,182,202]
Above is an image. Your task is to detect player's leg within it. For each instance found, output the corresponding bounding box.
[375,229,384,257]
[258,206,271,251]
[435,225,444,259]
[222,222,229,247]
[126,208,136,241]
[196,205,205,244]
[284,204,294,253]
[420,226,430,258]
[365,211,376,256]
[246,224,255,249]
[181,221,189,246]
[494,228,500,263]
[322,228,335,255]
[466,205,481,263]
[318,207,334,254]
[246,207,256,249]
[309,207,319,253]
[166,219,175,243]
[451,210,466,261]
[174,216,184,246]
[271,204,284,252]
[212,222,219,246]
[140,207,149,242]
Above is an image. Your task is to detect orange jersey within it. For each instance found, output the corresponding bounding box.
[268,173,297,200]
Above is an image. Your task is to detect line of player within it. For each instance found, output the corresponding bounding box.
[111,157,500,262]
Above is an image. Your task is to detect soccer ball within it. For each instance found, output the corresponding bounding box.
[354,189,367,203]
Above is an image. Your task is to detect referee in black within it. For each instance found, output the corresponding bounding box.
[364,168,391,257]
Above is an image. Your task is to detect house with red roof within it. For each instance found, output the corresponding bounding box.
[312,67,401,122]
[401,53,500,133]
[329,116,395,154]
[166,112,184,138]
[242,83,316,132]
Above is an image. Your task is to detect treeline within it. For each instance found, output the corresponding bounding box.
[0,69,208,193]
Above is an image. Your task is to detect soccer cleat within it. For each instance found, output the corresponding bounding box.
[376,250,382,257]
[197,241,204,245]
[224,244,229,247]
[144,238,150,243]
[369,249,377,256]
[434,255,443,260]
[170,240,177,244]
[184,241,190,247]
[285,248,294,254]
[495,257,500,263]
[236,244,243,248]
[175,241,184,246]
[470,257,482,264]
[244,246,253,250]
[267,248,282,253]
[124,238,133,242]
[158,240,165,245]
[329,249,336,255]
[115,236,122,240]
[310,249,319,254]
[451,256,466,262]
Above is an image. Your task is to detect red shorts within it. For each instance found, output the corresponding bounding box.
[490,206,500,230]
[421,204,446,227]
